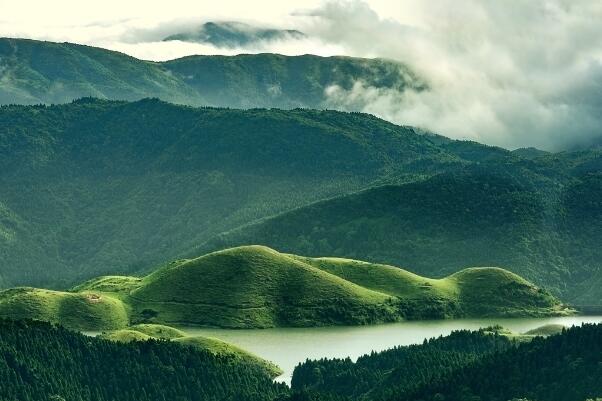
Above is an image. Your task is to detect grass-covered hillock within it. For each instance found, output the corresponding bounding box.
[0,246,569,330]
[173,336,282,377]
[0,288,128,330]
[523,323,566,336]
[296,257,568,319]
[129,246,399,327]
[99,323,282,377]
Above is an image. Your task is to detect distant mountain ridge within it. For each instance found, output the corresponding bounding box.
[163,21,306,47]
[0,37,422,108]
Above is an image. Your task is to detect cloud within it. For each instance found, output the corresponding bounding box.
[303,0,602,150]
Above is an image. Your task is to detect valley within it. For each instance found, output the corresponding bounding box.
[0,19,601,399]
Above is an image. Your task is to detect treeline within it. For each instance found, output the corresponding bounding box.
[287,324,602,401]
[0,319,287,401]
[1,319,601,401]
[401,323,602,401]
[291,329,513,400]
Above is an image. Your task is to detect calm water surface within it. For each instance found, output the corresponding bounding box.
[180,316,602,384]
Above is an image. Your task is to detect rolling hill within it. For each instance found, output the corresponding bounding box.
[100,323,282,377]
[0,246,570,330]
[0,287,128,331]
[0,37,421,108]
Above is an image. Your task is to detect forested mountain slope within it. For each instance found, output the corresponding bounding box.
[200,158,602,303]
[0,98,501,288]
[0,319,287,401]
[0,37,421,108]
[0,98,599,303]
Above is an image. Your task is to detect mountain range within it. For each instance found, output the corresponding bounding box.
[0,37,420,108]
[0,97,600,304]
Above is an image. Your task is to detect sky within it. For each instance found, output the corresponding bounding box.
[1,0,602,150]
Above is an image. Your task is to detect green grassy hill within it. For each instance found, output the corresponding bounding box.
[0,97,598,303]
[100,323,282,377]
[294,256,566,319]
[128,246,398,327]
[0,37,420,109]
[0,246,569,330]
[0,288,128,330]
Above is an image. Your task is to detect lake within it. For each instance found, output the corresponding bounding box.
[181,316,602,384]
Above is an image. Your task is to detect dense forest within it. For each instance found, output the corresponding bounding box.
[0,98,493,289]
[198,159,602,304]
[287,324,602,401]
[0,319,287,401]
[2,319,600,401]
[291,329,514,399]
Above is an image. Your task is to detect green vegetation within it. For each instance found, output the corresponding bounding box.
[202,165,602,303]
[0,37,421,108]
[287,324,602,401]
[1,318,599,401]
[290,329,514,400]
[294,257,568,319]
[0,246,569,330]
[173,337,282,377]
[128,246,399,327]
[523,323,566,336]
[0,98,464,290]
[480,324,566,342]
[0,288,128,330]
[0,97,599,304]
[100,323,282,377]
[0,319,287,401]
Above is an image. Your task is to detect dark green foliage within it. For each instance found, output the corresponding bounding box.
[288,325,602,401]
[0,319,287,401]
[201,163,602,303]
[291,330,513,400]
[0,38,421,108]
[401,324,602,401]
[0,97,599,304]
[0,98,475,289]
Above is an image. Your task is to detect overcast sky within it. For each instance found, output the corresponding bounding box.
[1,0,602,150]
